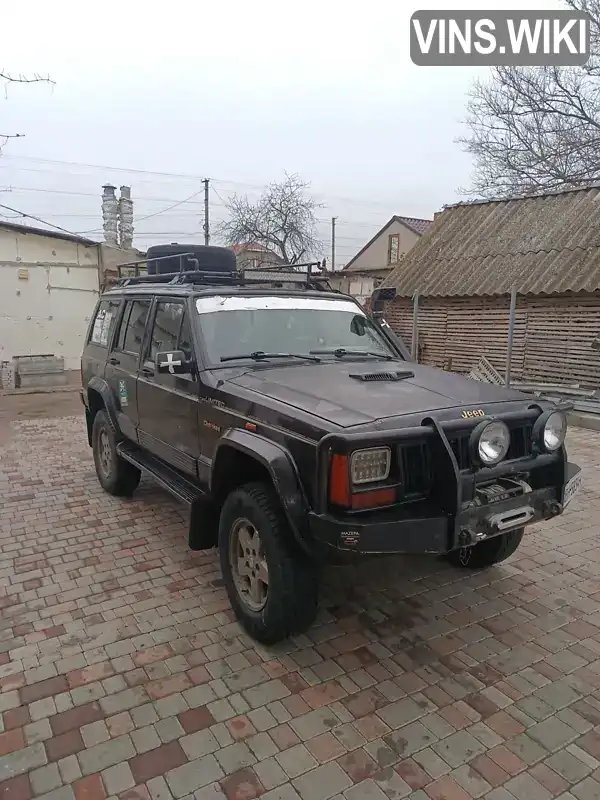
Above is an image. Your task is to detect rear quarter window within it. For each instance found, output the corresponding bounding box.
[89,299,121,347]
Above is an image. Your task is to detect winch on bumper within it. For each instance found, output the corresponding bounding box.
[309,406,581,556]
[456,476,560,548]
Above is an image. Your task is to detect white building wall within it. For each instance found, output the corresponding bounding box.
[0,229,101,371]
[328,274,377,306]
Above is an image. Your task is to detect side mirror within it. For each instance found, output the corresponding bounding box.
[371,286,396,313]
[350,315,367,336]
[156,350,192,375]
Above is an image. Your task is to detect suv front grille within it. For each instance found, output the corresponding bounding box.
[398,424,533,499]
[399,443,432,498]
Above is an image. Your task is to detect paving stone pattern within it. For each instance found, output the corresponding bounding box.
[1,417,600,800]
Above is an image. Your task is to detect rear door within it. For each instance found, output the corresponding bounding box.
[83,297,122,387]
[105,297,152,442]
[136,298,201,476]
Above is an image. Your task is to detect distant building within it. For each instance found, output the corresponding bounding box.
[333,215,433,304]
[230,243,284,270]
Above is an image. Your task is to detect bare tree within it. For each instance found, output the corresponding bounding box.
[217,173,323,265]
[1,70,54,147]
[459,0,600,197]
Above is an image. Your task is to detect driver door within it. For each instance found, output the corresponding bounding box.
[136,298,200,477]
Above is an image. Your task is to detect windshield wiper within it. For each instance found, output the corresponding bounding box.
[309,348,395,361]
[220,351,321,363]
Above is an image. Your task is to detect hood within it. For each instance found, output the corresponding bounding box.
[226,360,527,428]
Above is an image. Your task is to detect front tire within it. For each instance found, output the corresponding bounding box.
[446,528,524,569]
[92,410,141,497]
[219,482,319,644]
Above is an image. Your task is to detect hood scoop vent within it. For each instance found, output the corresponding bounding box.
[349,370,415,382]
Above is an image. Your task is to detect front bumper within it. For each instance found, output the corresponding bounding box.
[309,466,579,555]
[310,403,581,555]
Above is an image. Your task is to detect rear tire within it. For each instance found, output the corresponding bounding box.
[92,410,141,497]
[445,528,524,569]
[219,482,319,644]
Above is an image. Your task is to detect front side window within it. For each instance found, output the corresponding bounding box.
[178,312,193,361]
[195,296,398,364]
[90,299,120,347]
[149,302,184,361]
[117,300,151,355]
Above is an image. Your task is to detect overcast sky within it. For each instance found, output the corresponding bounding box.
[0,0,565,264]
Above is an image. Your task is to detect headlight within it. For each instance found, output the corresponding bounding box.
[472,420,510,466]
[350,447,391,484]
[542,410,567,452]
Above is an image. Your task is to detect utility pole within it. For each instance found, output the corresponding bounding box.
[331,216,337,272]
[203,178,210,245]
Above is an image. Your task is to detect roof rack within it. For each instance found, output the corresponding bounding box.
[114,257,338,293]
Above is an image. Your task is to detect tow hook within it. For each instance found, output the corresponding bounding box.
[543,500,562,517]
[459,528,479,547]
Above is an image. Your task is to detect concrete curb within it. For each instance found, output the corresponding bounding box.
[567,411,600,431]
[0,385,80,398]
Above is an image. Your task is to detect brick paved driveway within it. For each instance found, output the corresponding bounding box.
[1,417,600,800]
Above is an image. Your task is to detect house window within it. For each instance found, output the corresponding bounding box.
[388,234,400,265]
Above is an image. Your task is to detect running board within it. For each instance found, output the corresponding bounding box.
[116,441,217,550]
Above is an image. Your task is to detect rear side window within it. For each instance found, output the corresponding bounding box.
[116,300,151,355]
[90,299,121,347]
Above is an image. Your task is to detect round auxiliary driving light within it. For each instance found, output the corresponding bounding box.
[469,420,511,466]
[533,410,567,453]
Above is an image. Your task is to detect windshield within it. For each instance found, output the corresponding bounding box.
[195,295,399,364]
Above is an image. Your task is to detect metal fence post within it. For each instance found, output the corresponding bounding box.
[411,291,419,361]
[505,284,517,387]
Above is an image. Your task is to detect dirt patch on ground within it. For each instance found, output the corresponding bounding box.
[0,389,82,446]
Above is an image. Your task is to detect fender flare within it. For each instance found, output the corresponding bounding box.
[212,429,312,554]
[86,377,122,438]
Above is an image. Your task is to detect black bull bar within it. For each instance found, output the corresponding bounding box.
[312,406,571,553]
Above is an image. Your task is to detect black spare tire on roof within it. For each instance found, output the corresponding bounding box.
[146,244,237,275]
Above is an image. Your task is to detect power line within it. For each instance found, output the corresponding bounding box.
[0,184,210,204]
[0,202,83,237]
[0,154,409,212]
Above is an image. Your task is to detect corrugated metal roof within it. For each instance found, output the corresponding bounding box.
[397,216,434,236]
[383,185,600,297]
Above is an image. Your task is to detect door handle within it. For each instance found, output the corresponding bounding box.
[141,366,154,376]
[108,357,120,366]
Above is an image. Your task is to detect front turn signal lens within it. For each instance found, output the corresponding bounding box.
[351,487,396,509]
[330,454,350,506]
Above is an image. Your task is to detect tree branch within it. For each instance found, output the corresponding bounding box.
[216,173,324,265]
[0,71,54,85]
[459,1,600,197]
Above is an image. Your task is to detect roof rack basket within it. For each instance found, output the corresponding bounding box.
[115,256,337,292]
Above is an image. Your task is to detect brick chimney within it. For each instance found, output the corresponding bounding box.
[101,184,119,246]
[118,186,134,250]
